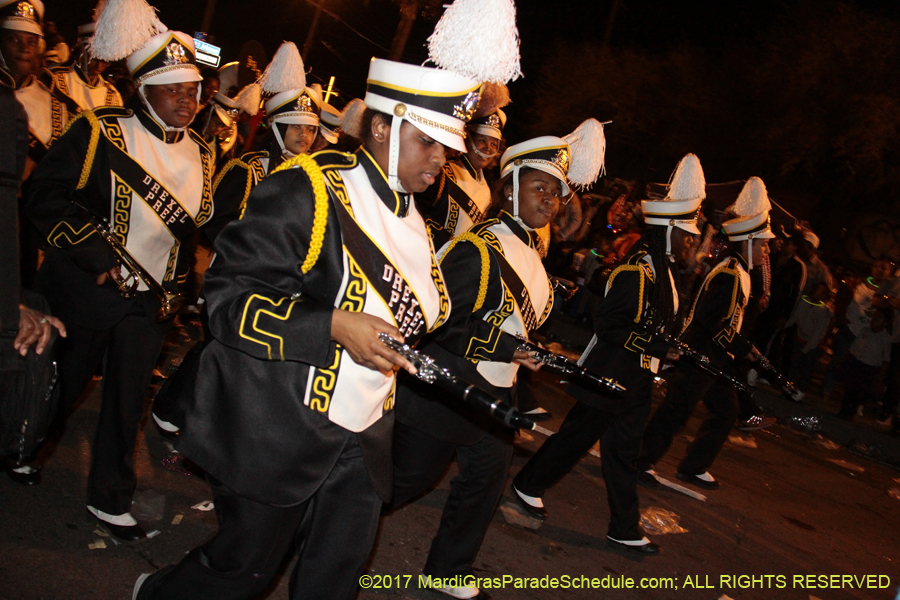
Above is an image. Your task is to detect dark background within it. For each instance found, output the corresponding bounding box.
[44,0,900,265]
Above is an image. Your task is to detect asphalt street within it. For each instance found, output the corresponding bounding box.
[1,315,898,600]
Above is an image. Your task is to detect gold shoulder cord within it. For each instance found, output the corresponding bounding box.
[606,264,646,323]
[440,231,490,312]
[60,109,101,190]
[272,154,329,274]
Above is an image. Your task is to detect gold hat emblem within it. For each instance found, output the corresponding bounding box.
[295,92,314,114]
[486,113,501,129]
[14,1,36,19]
[453,89,481,122]
[164,42,188,66]
[553,147,570,172]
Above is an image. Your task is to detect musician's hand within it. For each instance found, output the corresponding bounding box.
[330,309,416,376]
[513,349,543,372]
[666,348,682,361]
[95,266,120,286]
[747,348,761,362]
[14,305,66,356]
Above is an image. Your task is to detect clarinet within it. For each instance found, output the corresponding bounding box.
[754,353,800,398]
[515,336,626,395]
[379,334,535,430]
[655,328,751,395]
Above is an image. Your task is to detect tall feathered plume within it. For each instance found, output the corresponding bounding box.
[234,83,261,116]
[563,119,606,190]
[473,82,510,118]
[427,0,522,84]
[90,0,166,62]
[340,98,367,140]
[666,153,706,201]
[258,42,306,95]
[733,176,771,217]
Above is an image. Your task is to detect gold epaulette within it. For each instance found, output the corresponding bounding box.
[272,154,329,274]
[312,149,357,170]
[704,257,742,318]
[440,231,491,312]
[606,256,654,324]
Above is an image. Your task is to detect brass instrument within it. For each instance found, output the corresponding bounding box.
[80,207,186,322]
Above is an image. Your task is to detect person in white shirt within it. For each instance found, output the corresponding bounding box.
[785,282,833,401]
[838,308,892,420]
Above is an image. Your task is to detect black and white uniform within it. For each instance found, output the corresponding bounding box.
[14,74,66,171]
[514,245,677,541]
[205,149,276,243]
[639,254,754,477]
[42,63,122,120]
[393,210,553,580]
[25,101,214,523]
[418,154,491,238]
[141,149,450,600]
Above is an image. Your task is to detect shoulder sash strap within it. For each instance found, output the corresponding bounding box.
[331,194,446,344]
[490,245,540,333]
[442,163,483,223]
[104,135,198,242]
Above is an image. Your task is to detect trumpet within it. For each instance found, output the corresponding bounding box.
[81,207,186,322]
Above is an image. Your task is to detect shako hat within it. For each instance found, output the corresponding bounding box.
[723,176,775,269]
[316,95,342,144]
[0,0,43,36]
[364,0,523,192]
[91,0,201,87]
[643,153,704,235]
[499,119,606,228]
[210,82,260,128]
[259,42,320,127]
[468,82,510,140]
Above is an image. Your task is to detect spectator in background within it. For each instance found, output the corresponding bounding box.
[197,66,220,114]
[797,229,833,295]
[878,266,900,430]
[785,282,833,402]
[824,258,894,398]
[838,308,892,421]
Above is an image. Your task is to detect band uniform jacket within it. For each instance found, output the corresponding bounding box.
[176,149,450,506]
[13,74,67,173]
[25,100,215,330]
[569,246,676,413]
[41,64,122,121]
[204,149,278,243]
[395,210,553,444]
[681,254,754,367]
[416,155,491,238]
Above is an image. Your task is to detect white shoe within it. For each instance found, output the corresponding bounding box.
[791,390,805,402]
[133,573,150,600]
[747,369,758,387]
[423,576,481,599]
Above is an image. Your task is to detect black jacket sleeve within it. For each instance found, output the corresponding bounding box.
[690,270,754,359]
[593,267,669,358]
[204,160,252,244]
[24,115,117,275]
[430,239,519,363]
[203,167,343,367]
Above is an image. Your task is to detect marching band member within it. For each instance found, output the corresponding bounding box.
[391,121,604,600]
[513,153,704,555]
[25,0,214,540]
[417,83,510,238]
[42,1,123,120]
[638,176,774,491]
[206,42,319,242]
[133,0,522,597]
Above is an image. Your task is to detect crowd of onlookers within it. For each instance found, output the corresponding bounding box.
[542,183,900,434]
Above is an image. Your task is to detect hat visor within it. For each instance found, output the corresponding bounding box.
[406,118,466,153]
[676,222,701,235]
[503,162,570,197]
[319,126,339,144]
[140,68,203,87]
[1,20,42,37]
[213,105,235,128]
[271,114,319,127]
[470,124,502,140]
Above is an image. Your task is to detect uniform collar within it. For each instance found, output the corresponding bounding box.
[357,148,410,217]
[733,252,749,271]
[133,97,184,144]
[500,210,542,251]
[459,154,480,181]
[73,63,99,88]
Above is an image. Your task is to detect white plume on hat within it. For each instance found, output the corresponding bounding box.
[339,98,367,140]
[473,82,510,118]
[427,0,522,84]
[563,118,606,190]
[666,153,706,201]
[259,42,306,95]
[234,83,261,116]
[90,0,166,62]
[732,176,771,217]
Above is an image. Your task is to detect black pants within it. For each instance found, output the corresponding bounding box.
[391,421,513,578]
[140,436,381,600]
[638,361,738,476]
[513,374,652,541]
[55,296,167,516]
